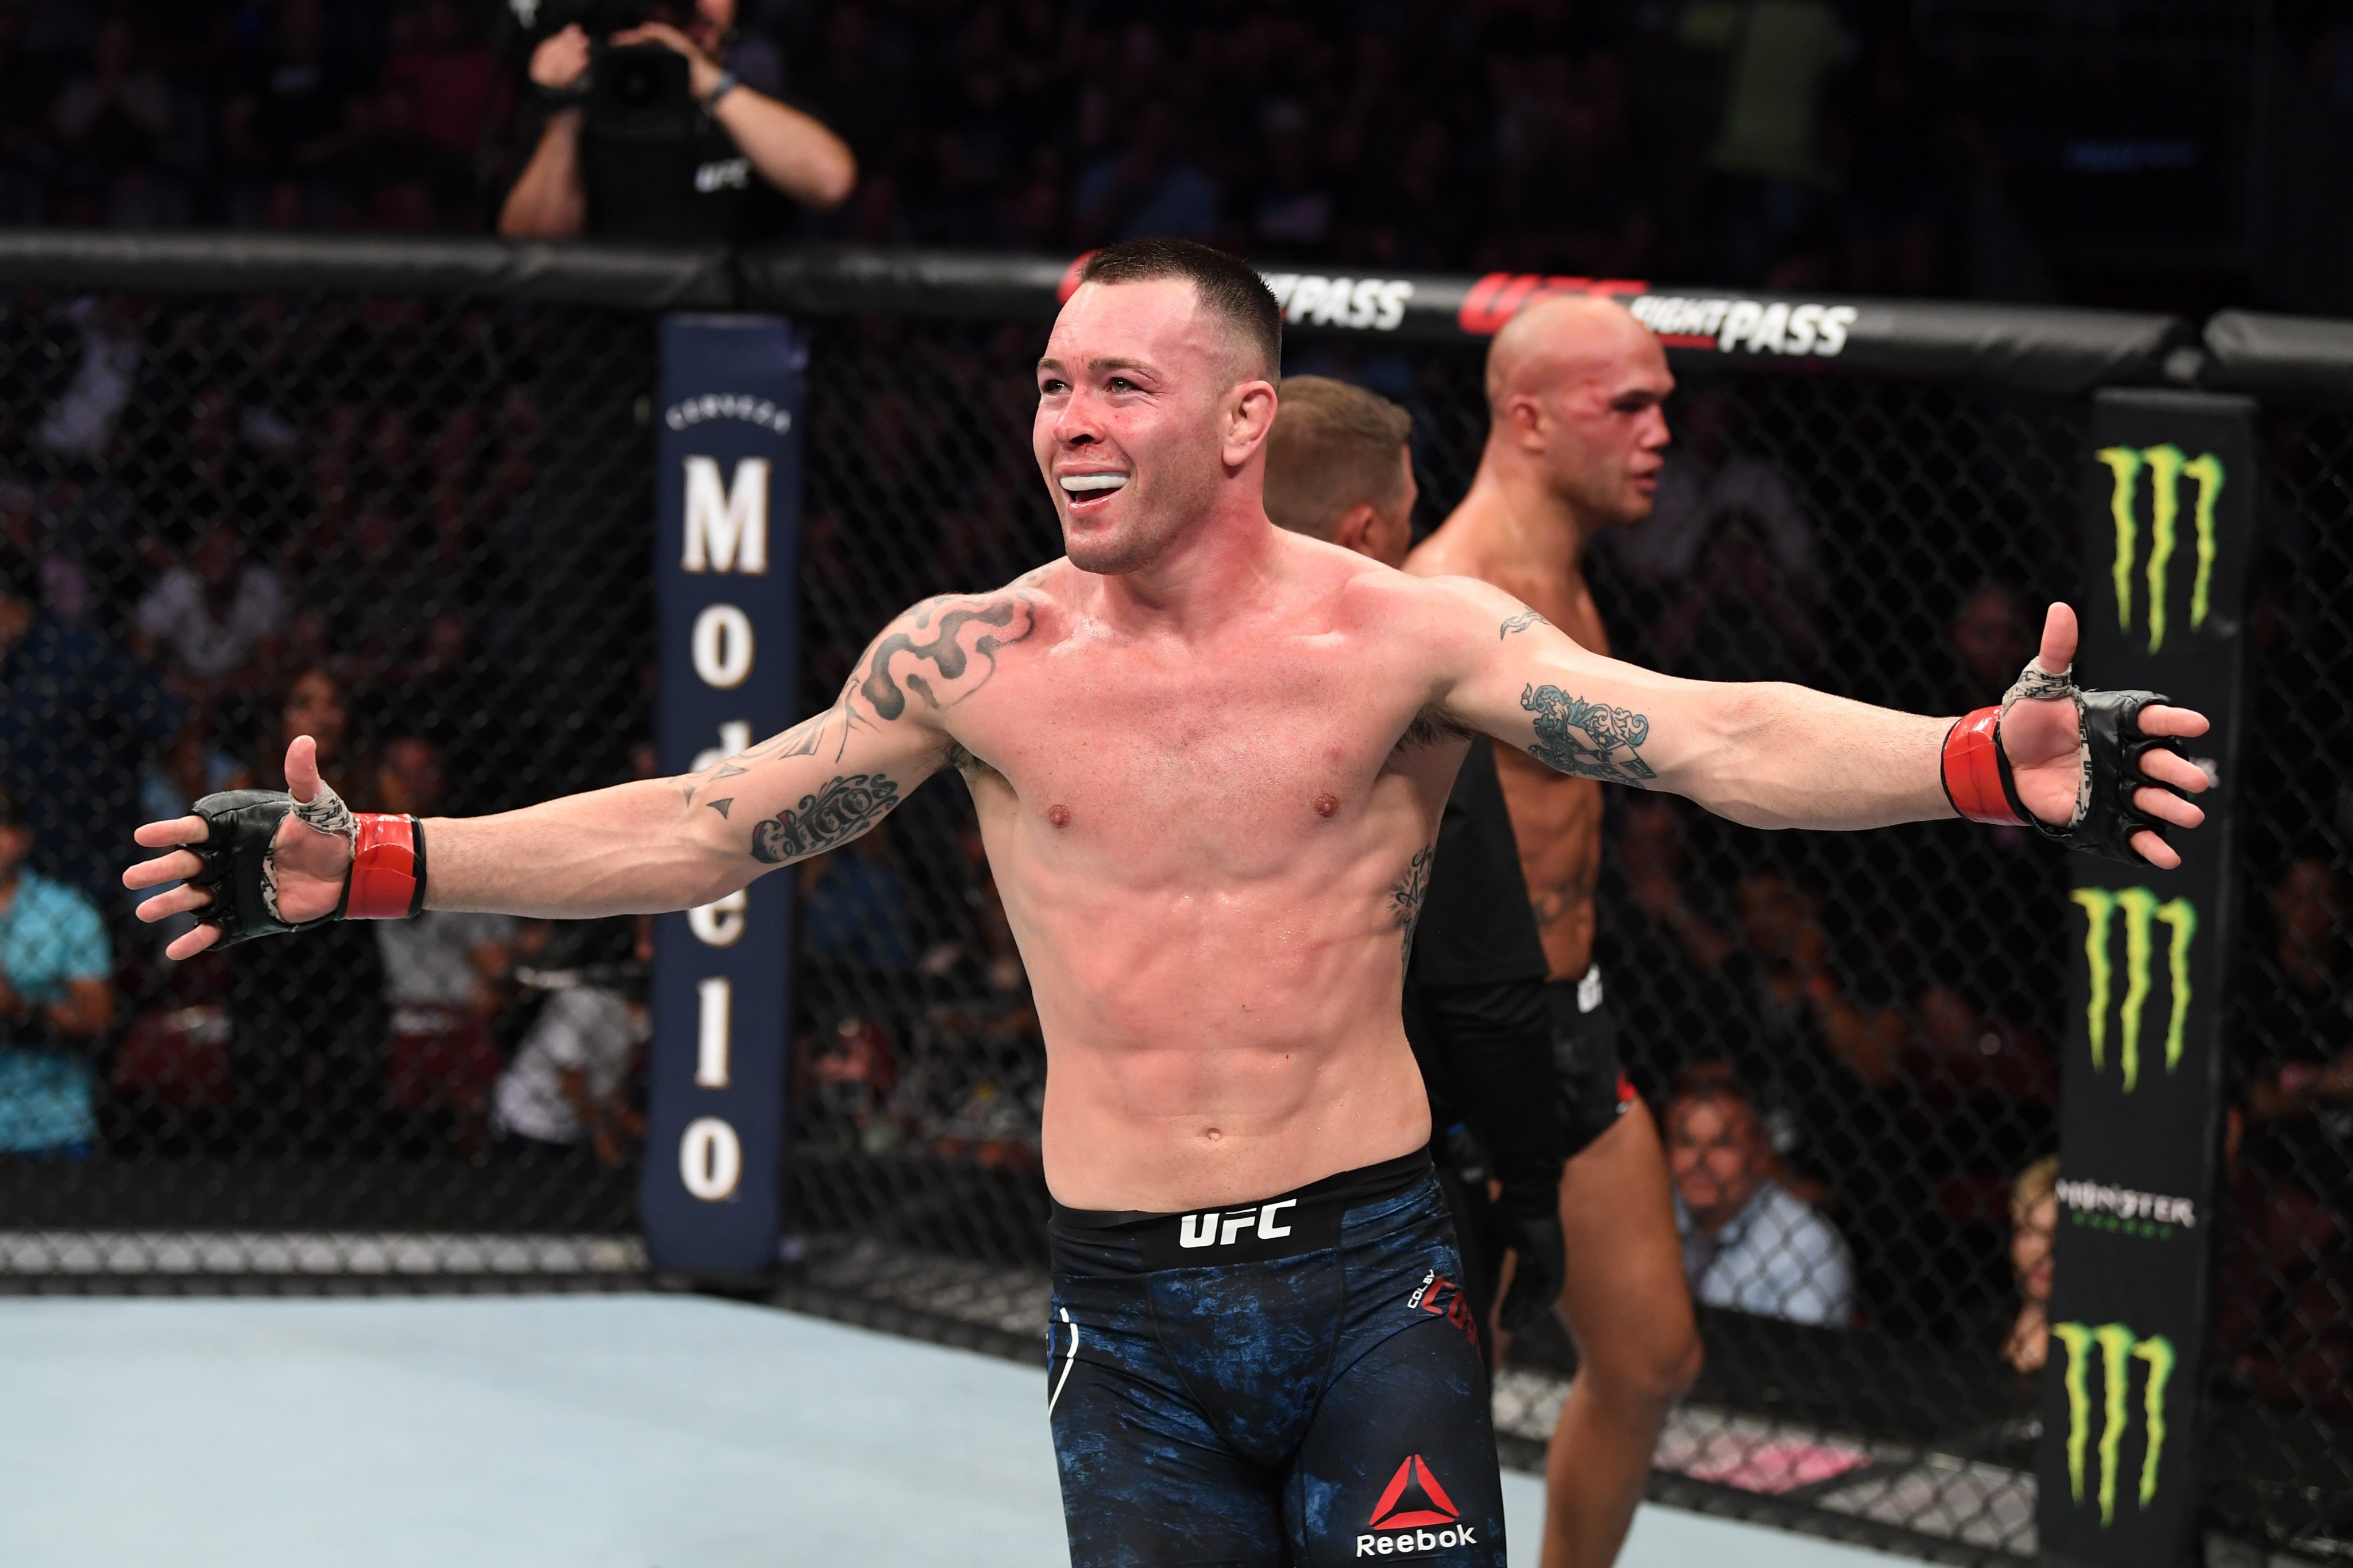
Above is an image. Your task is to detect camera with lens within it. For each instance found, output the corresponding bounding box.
[504,0,700,141]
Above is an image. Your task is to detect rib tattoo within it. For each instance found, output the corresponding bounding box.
[1522,684,1657,785]
[749,774,901,864]
[1391,843,1436,964]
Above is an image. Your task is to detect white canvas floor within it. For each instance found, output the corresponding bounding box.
[0,1293,1916,1567]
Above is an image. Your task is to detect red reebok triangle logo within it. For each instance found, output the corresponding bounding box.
[1369,1454,1460,1530]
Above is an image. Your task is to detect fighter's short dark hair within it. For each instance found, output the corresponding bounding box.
[1078,238,1282,381]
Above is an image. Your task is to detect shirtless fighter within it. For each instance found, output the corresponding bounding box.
[1409,295,1695,1568]
[124,241,2212,1568]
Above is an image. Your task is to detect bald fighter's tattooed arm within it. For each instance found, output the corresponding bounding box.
[406,589,1036,918]
[1427,578,1957,831]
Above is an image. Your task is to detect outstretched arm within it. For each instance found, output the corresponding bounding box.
[125,591,1036,958]
[1433,580,2210,864]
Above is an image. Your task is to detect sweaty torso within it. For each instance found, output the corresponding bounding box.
[1407,530,1607,981]
[922,543,1468,1211]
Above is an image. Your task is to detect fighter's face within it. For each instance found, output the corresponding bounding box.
[1034,278,1273,575]
[1534,341,1673,528]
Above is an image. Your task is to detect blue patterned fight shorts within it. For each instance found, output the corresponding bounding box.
[1045,1149,1506,1567]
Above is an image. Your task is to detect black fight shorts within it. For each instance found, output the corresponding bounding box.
[1046,1150,1506,1566]
[1546,964,1636,1159]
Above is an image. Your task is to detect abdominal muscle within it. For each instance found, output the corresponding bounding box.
[981,822,1436,1214]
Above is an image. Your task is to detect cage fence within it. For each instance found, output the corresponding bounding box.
[0,241,2342,1566]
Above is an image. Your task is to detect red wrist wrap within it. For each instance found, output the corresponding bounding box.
[346,814,424,920]
[1942,708,2025,826]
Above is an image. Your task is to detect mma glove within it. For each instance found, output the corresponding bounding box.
[1940,656,2193,866]
[1495,1205,1568,1337]
[184,785,426,947]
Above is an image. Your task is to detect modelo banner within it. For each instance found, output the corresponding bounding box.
[2034,390,2261,1567]
[641,315,804,1275]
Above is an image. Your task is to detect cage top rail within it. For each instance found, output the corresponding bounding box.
[0,231,2346,402]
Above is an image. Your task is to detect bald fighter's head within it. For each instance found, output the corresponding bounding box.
[1482,295,1673,530]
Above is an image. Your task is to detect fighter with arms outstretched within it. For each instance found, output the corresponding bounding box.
[125,241,2209,1568]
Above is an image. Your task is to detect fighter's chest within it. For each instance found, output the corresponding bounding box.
[950,637,1431,816]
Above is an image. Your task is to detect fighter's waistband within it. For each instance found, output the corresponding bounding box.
[1048,1148,1434,1272]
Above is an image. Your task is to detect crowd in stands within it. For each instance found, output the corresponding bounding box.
[0,0,2337,293]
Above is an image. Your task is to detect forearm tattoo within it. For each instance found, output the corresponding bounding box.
[749,774,901,864]
[1522,684,1657,785]
[1499,609,1552,639]
[1391,843,1436,964]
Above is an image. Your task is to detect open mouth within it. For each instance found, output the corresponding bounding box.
[1058,472,1129,503]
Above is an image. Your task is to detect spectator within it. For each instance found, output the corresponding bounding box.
[0,6,48,223]
[1598,386,1819,678]
[1070,98,1218,246]
[0,548,182,905]
[492,923,649,1167]
[1949,578,2038,708]
[0,787,116,1158]
[1681,0,1850,283]
[225,668,384,1147]
[48,18,191,228]
[1665,1067,1856,1328]
[221,0,358,194]
[132,522,287,700]
[375,737,512,1152]
[2244,859,2353,1196]
[382,0,501,161]
[499,0,854,242]
[2000,1153,2058,1373]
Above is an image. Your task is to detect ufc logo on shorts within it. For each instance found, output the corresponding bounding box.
[1177,1199,1297,1249]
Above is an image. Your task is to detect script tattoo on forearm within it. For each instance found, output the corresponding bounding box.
[1391,843,1436,964]
[1522,684,1657,785]
[749,774,901,864]
[1499,609,1552,639]
[857,594,1037,721]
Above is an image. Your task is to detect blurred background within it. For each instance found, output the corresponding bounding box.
[0,0,2341,312]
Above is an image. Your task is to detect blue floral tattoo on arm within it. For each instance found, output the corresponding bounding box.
[1521,684,1656,785]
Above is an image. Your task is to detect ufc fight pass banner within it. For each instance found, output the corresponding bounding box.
[642,316,804,1274]
[2034,391,2260,1567]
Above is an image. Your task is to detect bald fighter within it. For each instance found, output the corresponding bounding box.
[1411,297,1760,1565]
[125,241,2211,1568]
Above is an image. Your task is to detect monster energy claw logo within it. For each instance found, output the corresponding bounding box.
[2096,445,2222,653]
[2052,1322,2175,1526]
[2070,887,2196,1092]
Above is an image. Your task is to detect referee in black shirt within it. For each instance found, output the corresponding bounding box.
[1263,375,1568,1354]
[500,0,854,242]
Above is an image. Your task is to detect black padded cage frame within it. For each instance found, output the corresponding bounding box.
[0,235,2343,1566]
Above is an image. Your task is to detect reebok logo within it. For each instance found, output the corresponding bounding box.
[1176,1199,1298,1250]
[1357,1455,1477,1557]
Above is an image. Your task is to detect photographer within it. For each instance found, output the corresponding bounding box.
[497,0,854,242]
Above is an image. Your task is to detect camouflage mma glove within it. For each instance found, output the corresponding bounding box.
[186,784,427,947]
[1939,656,2194,866]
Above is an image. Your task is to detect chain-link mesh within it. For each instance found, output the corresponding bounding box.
[0,289,657,1278]
[2203,405,2353,1562]
[1,279,2344,1562]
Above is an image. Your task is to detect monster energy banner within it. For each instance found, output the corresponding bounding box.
[642,316,804,1275]
[2035,391,2261,1567]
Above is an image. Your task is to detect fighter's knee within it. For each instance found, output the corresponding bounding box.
[1580,1313,1700,1411]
